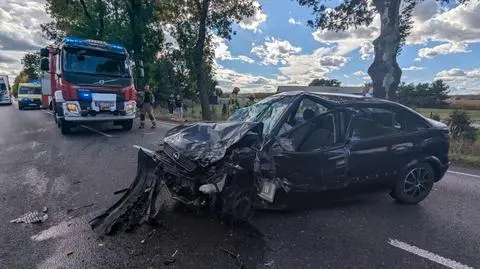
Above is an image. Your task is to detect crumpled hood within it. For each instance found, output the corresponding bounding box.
[164,121,263,166]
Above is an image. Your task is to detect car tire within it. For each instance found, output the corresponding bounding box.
[60,120,72,135]
[390,163,435,204]
[122,119,133,130]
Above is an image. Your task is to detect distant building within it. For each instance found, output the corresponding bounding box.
[277,85,366,95]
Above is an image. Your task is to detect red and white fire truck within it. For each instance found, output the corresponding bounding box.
[40,37,137,134]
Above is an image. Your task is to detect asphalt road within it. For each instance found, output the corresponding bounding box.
[1,103,479,269]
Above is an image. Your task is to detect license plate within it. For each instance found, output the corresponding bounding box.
[98,102,111,110]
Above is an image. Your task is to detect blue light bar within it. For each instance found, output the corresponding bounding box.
[29,80,41,85]
[63,37,125,53]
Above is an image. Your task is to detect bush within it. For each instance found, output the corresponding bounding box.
[446,110,477,141]
[430,112,441,121]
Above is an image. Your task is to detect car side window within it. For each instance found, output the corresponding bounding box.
[279,97,329,135]
[350,107,406,141]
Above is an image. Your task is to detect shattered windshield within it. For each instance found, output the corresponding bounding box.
[228,95,295,135]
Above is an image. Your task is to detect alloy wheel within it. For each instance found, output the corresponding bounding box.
[403,167,433,198]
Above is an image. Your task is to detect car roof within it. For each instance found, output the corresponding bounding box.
[280,91,391,106]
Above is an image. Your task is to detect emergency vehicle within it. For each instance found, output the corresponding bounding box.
[40,37,136,134]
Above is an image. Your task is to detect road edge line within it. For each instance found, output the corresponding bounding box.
[388,239,473,269]
[447,170,480,179]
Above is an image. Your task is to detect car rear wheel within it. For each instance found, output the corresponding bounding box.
[390,163,435,204]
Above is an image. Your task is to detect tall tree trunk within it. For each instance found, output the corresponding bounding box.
[193,0,212,121]
[128,0,145,89]
[368,0,402,100]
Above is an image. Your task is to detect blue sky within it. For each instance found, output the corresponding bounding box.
[212,0,480,94]
[0,0,479,94]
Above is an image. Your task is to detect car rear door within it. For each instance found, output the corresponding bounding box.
[345,105,413,186]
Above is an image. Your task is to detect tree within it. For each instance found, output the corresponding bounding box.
[395,80,450,108]
[296,0,469,100]
[11,71,28,98]
[309,78,341,87]
[447,110,477,141]
[160,0,258,120]
[21,53,41,81]
[43,0,164,89]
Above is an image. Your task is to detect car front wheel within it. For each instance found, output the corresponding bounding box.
[390,163,435,204]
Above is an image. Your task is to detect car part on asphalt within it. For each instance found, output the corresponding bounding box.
[10,211,48,224]
[91,91,450,235]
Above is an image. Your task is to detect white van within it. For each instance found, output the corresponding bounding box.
[0,75,12,105]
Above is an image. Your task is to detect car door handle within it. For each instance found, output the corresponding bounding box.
[392,142,413,152]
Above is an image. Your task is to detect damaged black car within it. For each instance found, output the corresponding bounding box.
[91,91,451,234]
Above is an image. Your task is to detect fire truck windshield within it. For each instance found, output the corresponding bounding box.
[63,47,130,78]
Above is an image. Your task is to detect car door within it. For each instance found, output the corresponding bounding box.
[345,105,412,186]
[271,109,350,192]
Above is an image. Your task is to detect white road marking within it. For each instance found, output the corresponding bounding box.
[132,145,155,156]
[142,132,155,135]
[388,239,473,269]
[447,170,480,179]
[80,125,112,137]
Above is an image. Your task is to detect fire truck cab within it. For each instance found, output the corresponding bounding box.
[40,38,137,135]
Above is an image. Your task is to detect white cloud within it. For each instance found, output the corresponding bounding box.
[435,67,480,82]
[312,14,380,55]
[353,70,370,80]
[278,47,348,85]
[402,66,425,71]
[288,18,301,25]
[251,37,302,65]
[238,1,267,33]
[418,42,470,58]
[0,0,50,80]
[353,71,367,77]
[215,64,276,93]
[359,41,374,60]
[414,57,422,62]
[408,1,480,45]
[212,36,255,64]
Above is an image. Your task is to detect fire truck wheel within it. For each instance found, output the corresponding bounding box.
[122,119,133,130]
[60,120,72,135]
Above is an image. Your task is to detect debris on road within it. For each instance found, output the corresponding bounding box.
[220,247,245,269]
[113,188,129,195]
[67,203,94,213]
[163,250,178,265]
[42,206,48,213]
[66,251,74,256]
[10,211,48,224]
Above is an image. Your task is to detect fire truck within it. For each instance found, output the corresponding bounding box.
[40,37,137,134]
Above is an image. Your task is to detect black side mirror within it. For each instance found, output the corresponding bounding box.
[40,48,49,57]
[40,58,49,71]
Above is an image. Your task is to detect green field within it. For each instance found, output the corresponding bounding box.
[417,108,480,122]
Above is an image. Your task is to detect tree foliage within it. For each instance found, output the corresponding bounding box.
[447,110,477,141]
[296,0,469,100]
[21,53,41,81]
[395,80,450,108]
[308,78,341,87]
[159,0,258,120]
[43,0,164,88]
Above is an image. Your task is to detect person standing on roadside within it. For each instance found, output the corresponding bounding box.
[245,94,255,107]
[168,94,175,119]
[139,84,156,129]
[229,87,240,115]
[174,94,184,121]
